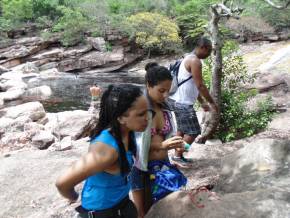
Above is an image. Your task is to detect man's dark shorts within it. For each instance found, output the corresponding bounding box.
[169,99,201,136]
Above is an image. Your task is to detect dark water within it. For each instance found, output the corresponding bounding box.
[22,71,145,112]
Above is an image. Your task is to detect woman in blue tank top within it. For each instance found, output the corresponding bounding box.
[56,84,149,218]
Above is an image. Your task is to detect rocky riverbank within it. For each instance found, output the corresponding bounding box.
[0,40,290,218]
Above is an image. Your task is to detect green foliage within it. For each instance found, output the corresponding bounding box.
[175,0,217,47]
[35,16,54,28]
[52,6,90,46]
[40,30,53,40]
[238,0,290,29]
[216,91,275,142]
[105,42,112,52]
[259,5,290,29]
[126,12,182,53]
[107,0,177,15]
[222,40,239,56]
[176,14,208,41]
[31,0,60,19]
[1,0,33,21]
[202,40,273,142]
[222,56,255,91]
[0,17,12,33]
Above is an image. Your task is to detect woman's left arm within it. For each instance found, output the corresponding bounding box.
[55,143,118,201]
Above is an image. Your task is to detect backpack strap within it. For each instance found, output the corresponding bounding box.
[177,76,192,87]
[176,55,194,87]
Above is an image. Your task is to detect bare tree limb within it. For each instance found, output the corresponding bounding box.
[212,3,243,19]
[263,0,290,9]
[197,1,244,143]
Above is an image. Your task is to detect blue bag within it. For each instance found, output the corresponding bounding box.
[148,160,187,203]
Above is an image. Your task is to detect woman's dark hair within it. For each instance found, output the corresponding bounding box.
[90,84,143,175]
[194,37,212,49]
[145,62,172,87]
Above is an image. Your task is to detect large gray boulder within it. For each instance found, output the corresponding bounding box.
[45,110,97,140]
[1,101,46,121]
[217,138,290,193]
[86,37,106,52]
[146,138,290,218]
[32,130,55,149]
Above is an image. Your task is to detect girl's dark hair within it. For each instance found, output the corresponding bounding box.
[194,37,212,49]
[90,84,142,175]
[145,62,172,87]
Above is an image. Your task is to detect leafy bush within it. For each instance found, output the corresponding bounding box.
[1,0,33,22]
[202,40,274,142]
[176,14,208,44]
[35,16,54,29]
[106,0,176,15]
[31,0,61,20]
[175,0,217,47]
[52,6,90,46]
[216,91,274,142]
[238,0,290,29]
[0,17,12,33]
[126,12,182,54]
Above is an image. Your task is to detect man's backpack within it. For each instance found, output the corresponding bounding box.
[168,59,192,95]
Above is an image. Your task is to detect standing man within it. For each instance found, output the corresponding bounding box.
[169,37,218,166]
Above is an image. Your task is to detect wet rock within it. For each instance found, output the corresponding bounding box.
[26,85,52,98]
[22,62,39,74]
[49,136,73,151]
[0,116,32,133]
[0,89,25,101]
[24,122,45,133]
[268,109,290,133]
[39,68,61,78]
[0,132,30,150]
[39,62,58,71]
[0,66,9,73]
[32,130,55,149]
[45,110,97,140]
[0,71,25,81]
[30,48,64,61]
[58,48,124,72]
[0,79,27,91]
[1,101,46,121]
[63,44,92,58]
[0,46,30,59]
[86,37,106,52]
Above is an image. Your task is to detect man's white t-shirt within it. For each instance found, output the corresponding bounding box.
[169,54,199,106]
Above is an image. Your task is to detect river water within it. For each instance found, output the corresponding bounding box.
[21,71,145,112]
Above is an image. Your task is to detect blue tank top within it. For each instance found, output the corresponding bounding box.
[81,129,133,210]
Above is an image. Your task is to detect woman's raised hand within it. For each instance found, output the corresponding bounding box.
[161,136,184,150]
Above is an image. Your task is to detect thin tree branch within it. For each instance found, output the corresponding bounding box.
[213,3,243,19]
[263,0,290,9]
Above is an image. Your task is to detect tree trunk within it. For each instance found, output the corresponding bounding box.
[209,7,222,109]
[195,5,222,143]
